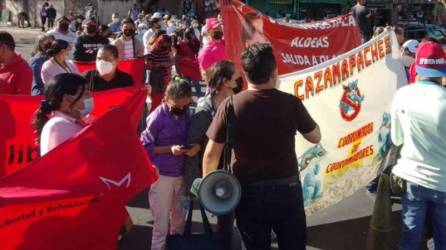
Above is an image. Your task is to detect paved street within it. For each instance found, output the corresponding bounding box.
[5,26,413,250]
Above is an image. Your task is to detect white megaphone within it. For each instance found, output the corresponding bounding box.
[197,170,242,216]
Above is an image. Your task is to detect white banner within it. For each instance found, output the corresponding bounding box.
[278,30,407,215]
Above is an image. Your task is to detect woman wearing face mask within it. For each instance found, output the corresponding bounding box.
[198,18,227,82]
[84,45,134,92]
[112,18,144,60]
[41,39,80,85]
[401,39,419,80]
[184,61,242,248]
[30,34,55,95]
[140,78,192,250]
[33,73,93,155]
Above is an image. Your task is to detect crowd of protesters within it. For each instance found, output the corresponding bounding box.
[0,2,446,250]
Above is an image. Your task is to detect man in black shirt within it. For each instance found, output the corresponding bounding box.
[203,43,321,249]
[84,45,133,91]
[352,0,374,43]
[73,18,109,62]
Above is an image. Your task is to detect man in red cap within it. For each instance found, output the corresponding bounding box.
[0,32,32,95]
[198,17,227,82]
[390,41,446,250]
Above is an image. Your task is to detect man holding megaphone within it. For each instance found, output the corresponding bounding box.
[202,43,321,250]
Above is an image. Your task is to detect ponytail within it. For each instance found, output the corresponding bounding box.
[32,73,88,145]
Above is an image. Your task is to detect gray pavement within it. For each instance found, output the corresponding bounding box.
[6,26,413,250]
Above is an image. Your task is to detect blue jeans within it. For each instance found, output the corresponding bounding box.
[400,181,446,250]
[235,180,306,250]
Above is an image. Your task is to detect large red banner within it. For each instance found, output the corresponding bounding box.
[0,87,143,178]
[220,0,362,75]
[75,58,146,86]
[0,91,156,249]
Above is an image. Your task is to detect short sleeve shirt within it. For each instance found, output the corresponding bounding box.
[206,89,317,184]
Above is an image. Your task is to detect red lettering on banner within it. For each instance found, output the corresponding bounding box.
[357,51,365,72]
[371,44,379,62]
[384,36,392,54]
[349,55,356,76]
[305,76,315,99]
[377,40,385,59]
[324,67,333,87]
[314,71,324,93]
[364,47,372,67]
[332,63,341,84]
[341,59,349,80]
[294,80,304,100]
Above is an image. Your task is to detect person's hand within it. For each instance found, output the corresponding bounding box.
[171,145,187,156]
[184,144,201,157]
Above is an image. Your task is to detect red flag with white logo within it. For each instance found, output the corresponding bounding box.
[0,89,156,250]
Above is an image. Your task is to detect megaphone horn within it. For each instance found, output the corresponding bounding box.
[198,170,241,216]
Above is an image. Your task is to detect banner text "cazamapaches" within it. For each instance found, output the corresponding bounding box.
[293,35,392,101]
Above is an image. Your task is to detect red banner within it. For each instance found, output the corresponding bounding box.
[220,0,362,75]
[0,87,143,178]
[0,93,156,250]
[75,58,146,86]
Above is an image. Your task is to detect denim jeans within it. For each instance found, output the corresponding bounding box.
[400,181,446,250]
[235,181,306,250]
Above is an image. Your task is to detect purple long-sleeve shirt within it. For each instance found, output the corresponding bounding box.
[140,103,190,177]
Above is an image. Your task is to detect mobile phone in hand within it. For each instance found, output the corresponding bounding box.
[180,144,192,150]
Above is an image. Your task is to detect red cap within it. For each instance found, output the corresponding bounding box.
[206,18,221,30]
[415,41,446,77]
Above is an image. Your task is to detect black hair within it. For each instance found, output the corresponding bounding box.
[98,24,109,33]
[183,28,200,53]
[0,31,15,50]
[46,39,70,57]
[98,44,118,59]
[57,16,70,23]
[241,43,276,85]
[166,78,192,100]
[394,26,404,35]
[422,36,440,44]
[208,61,235,93]
[33,73,88,145]
[31,34,55,57]
[121,17,135,26]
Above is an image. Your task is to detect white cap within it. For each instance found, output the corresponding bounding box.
[152,12,162,20]
[402,39,419,54]
[164,14,170,19]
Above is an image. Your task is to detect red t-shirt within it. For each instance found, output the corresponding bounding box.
[408,62,416,84]
[176,41,202,81]
[0,54,32,95]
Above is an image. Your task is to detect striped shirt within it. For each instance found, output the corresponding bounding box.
[123,40,134,60]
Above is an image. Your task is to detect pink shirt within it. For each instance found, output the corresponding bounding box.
[40,111,84,156]
[197,40,227,71]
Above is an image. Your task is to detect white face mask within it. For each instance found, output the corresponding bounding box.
[96,60,114,76]
[401,55,415,68]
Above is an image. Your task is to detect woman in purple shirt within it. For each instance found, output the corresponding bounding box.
[140,78,192,250]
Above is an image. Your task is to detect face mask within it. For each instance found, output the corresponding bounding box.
[59,23,69,32]
[401,55,415,68]
[78,97,94,117]
[113,18,120,23]
[233,77,243,94]
[96,60,114,76]
[87,25,97,34]
[123,29,135,37]
[170,106,188,116]
[212,30,223,40]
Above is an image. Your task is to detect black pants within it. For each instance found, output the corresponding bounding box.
[236,181,307,250]
[40,16,46,30]
[47,18,55,29]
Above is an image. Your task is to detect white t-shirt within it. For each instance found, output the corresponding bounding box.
[123,40,134,59]
[143,29,155,54]
[40,111,83,156]
[41,58,80,85]
[391,82,446,192]
[47,30,77,46]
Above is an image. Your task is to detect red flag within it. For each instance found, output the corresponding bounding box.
[220,0,361,75]
[0,87,141,178]
[0,90,156,250]
[74,58,146,86]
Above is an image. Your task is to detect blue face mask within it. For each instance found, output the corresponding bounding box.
[78,97,94,117]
